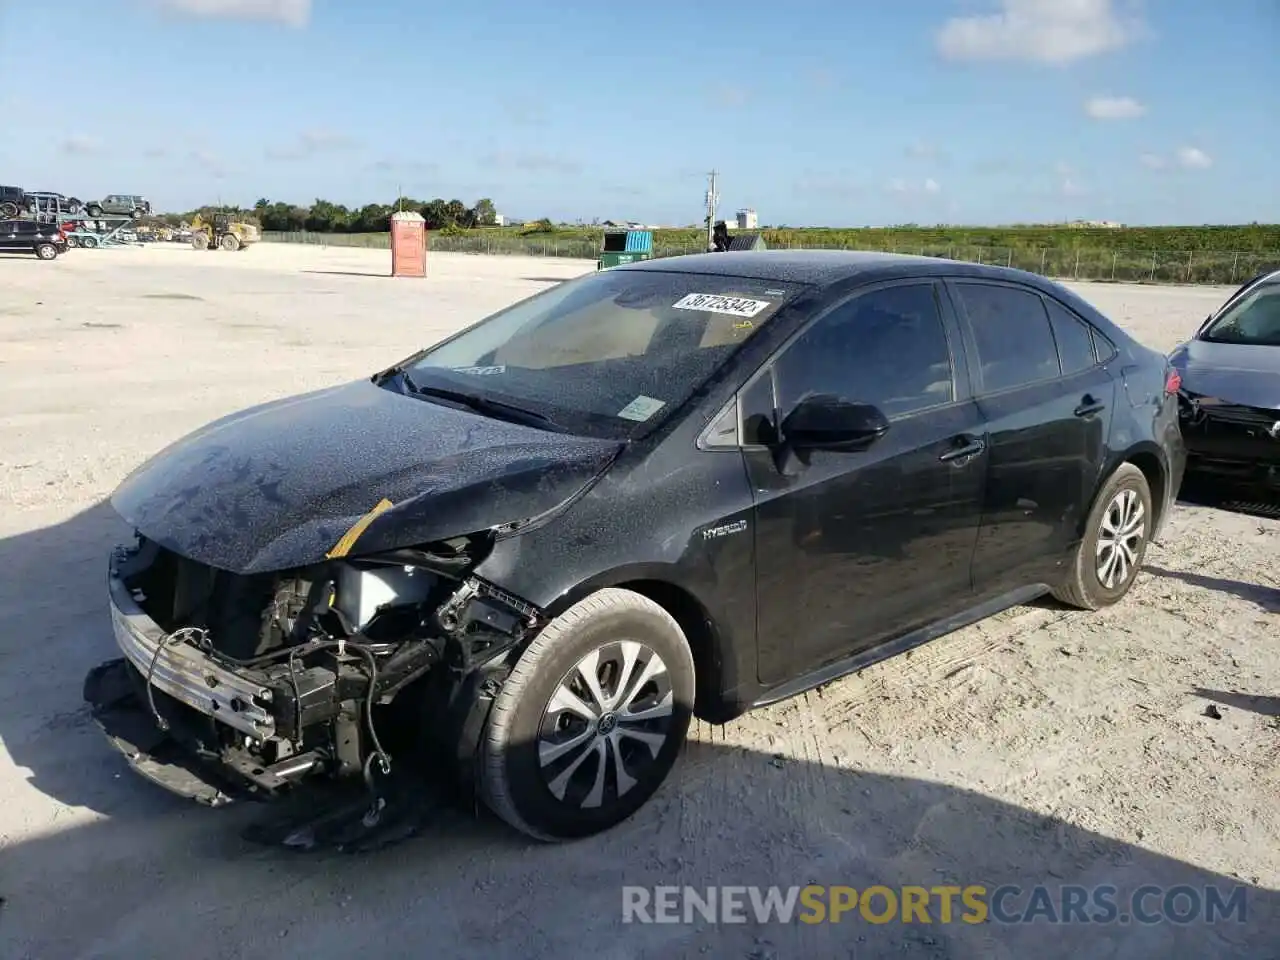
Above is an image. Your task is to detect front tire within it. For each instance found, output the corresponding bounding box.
[1053,462,1152,610]
[480,588,695,841]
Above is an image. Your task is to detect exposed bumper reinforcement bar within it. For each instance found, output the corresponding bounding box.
[108,555,276,739]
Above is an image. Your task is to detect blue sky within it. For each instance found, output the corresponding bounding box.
[0,0,1275,226]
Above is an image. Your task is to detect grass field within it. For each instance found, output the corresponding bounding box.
[263,223,1280,286]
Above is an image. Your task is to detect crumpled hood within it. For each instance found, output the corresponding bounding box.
[111,379,622,574]
[1170,339,1280,409]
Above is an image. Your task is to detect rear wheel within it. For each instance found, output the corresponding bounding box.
[1053,462,1152,609]
[220,233,240,251]
[80,235,99,249]
[86,204,103,218]
[34,243,58,261]
[480,588,695,841]
[0,201,18,218]
[66,236,80,248]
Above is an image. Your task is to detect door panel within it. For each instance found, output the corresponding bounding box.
[750,402,987,684]
[949,280,1116,593]
[747,281,986,686]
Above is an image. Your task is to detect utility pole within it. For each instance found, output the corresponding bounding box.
[705,170,718,251]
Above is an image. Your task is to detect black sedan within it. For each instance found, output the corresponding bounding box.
[84,251,1186,844]
[1170,268,1280,494]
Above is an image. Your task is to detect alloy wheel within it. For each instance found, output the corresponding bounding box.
[1096,488,1145,589]
[537,640,675,810]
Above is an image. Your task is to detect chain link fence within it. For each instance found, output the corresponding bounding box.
[262,231,1280,286]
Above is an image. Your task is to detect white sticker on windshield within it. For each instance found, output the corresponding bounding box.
[451,365,506,376]
[617,395,666,422]
[671,293,772,318]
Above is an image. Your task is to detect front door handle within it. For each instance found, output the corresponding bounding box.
[939,435,986,462]
[1074,394,1106,418]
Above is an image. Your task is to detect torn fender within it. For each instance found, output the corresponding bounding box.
[111,379,622,574]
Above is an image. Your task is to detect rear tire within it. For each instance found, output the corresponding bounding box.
[0,201,18,218]
[34,243,58,261]
[86,204,103,218]
[1052,462,1152,610]
[80,236,99,249]
[480,588,695,842]
[220,233,240,251]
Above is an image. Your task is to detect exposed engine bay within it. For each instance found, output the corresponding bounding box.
[85,530,544,847]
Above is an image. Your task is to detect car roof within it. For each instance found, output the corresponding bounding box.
[615,249,1057,290]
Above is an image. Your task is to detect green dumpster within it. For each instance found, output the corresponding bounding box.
[597,229,654,270]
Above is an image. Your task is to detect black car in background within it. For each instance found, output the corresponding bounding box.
[1171,268,1280,494]
[84,251,1185,843]
[0,219,68,259]
[0,185,27,218]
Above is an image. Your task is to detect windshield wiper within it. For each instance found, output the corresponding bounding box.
[406,382,560,430]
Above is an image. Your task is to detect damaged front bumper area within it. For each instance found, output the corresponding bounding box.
[1178,393,1280,492]
[85,534,541,811]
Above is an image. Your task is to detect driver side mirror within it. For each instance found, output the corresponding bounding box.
[781,395,890,452]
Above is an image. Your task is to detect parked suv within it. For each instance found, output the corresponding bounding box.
[85,194,152,218]
[84,251,1186,844]
[0,185,27,219]
[0,219,69,259]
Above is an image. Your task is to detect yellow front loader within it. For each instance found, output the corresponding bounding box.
[191,213,260,252]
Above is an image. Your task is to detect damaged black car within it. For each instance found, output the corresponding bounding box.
[87,251,1185,844]
[1170,267,1280,495]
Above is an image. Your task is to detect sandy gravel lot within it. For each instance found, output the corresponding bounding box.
[1,243,1276,959]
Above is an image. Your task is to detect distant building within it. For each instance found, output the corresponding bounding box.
[736,208,758,230]
[493,213,506,226]
[1067,219,1124,229]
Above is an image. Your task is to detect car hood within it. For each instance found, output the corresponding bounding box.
[1170,339,1280,409]
[111,379,623,574]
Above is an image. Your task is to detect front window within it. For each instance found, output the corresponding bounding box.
[1201,283,1280,346]
[401,269,804,439]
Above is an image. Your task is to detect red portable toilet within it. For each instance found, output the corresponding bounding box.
[389,210,426,277]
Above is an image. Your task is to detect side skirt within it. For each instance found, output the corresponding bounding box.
[749,583,1053,709]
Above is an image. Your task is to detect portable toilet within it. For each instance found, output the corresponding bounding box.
[727,232,767,252]
[598,229,654,270]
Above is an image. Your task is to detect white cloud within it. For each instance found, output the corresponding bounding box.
[906,142,944,161]
[935,0,1141,65]
[1176,146,1213,169]
[1139,152,1166,170]
[1084,95,1146,119]
[154,0,310,27]
[887,178,942,197]
[266,129,357,160]
[1054,160,1075,177]
[1061,178,1089,197]
[61,135,100,156]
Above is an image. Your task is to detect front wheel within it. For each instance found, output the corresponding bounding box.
[85,205,103,218]
[1053,462,1153,609]
[480,588,695,841]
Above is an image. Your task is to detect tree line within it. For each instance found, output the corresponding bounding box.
[162,197,505,233]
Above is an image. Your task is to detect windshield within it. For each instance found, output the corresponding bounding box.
[401,268,803,439]
[1202,282,1280,346]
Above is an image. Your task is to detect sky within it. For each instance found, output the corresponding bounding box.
[0,0,1276,226]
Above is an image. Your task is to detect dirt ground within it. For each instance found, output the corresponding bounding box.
[0,243,1276,959]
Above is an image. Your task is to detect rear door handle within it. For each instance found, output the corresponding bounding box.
[939,435,986,462]
[1074,394,1106,417]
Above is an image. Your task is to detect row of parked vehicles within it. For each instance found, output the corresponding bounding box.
[0,185,153,220]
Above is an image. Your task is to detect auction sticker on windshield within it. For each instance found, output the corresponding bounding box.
[617,395,666,422]
[672,293,772,318]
